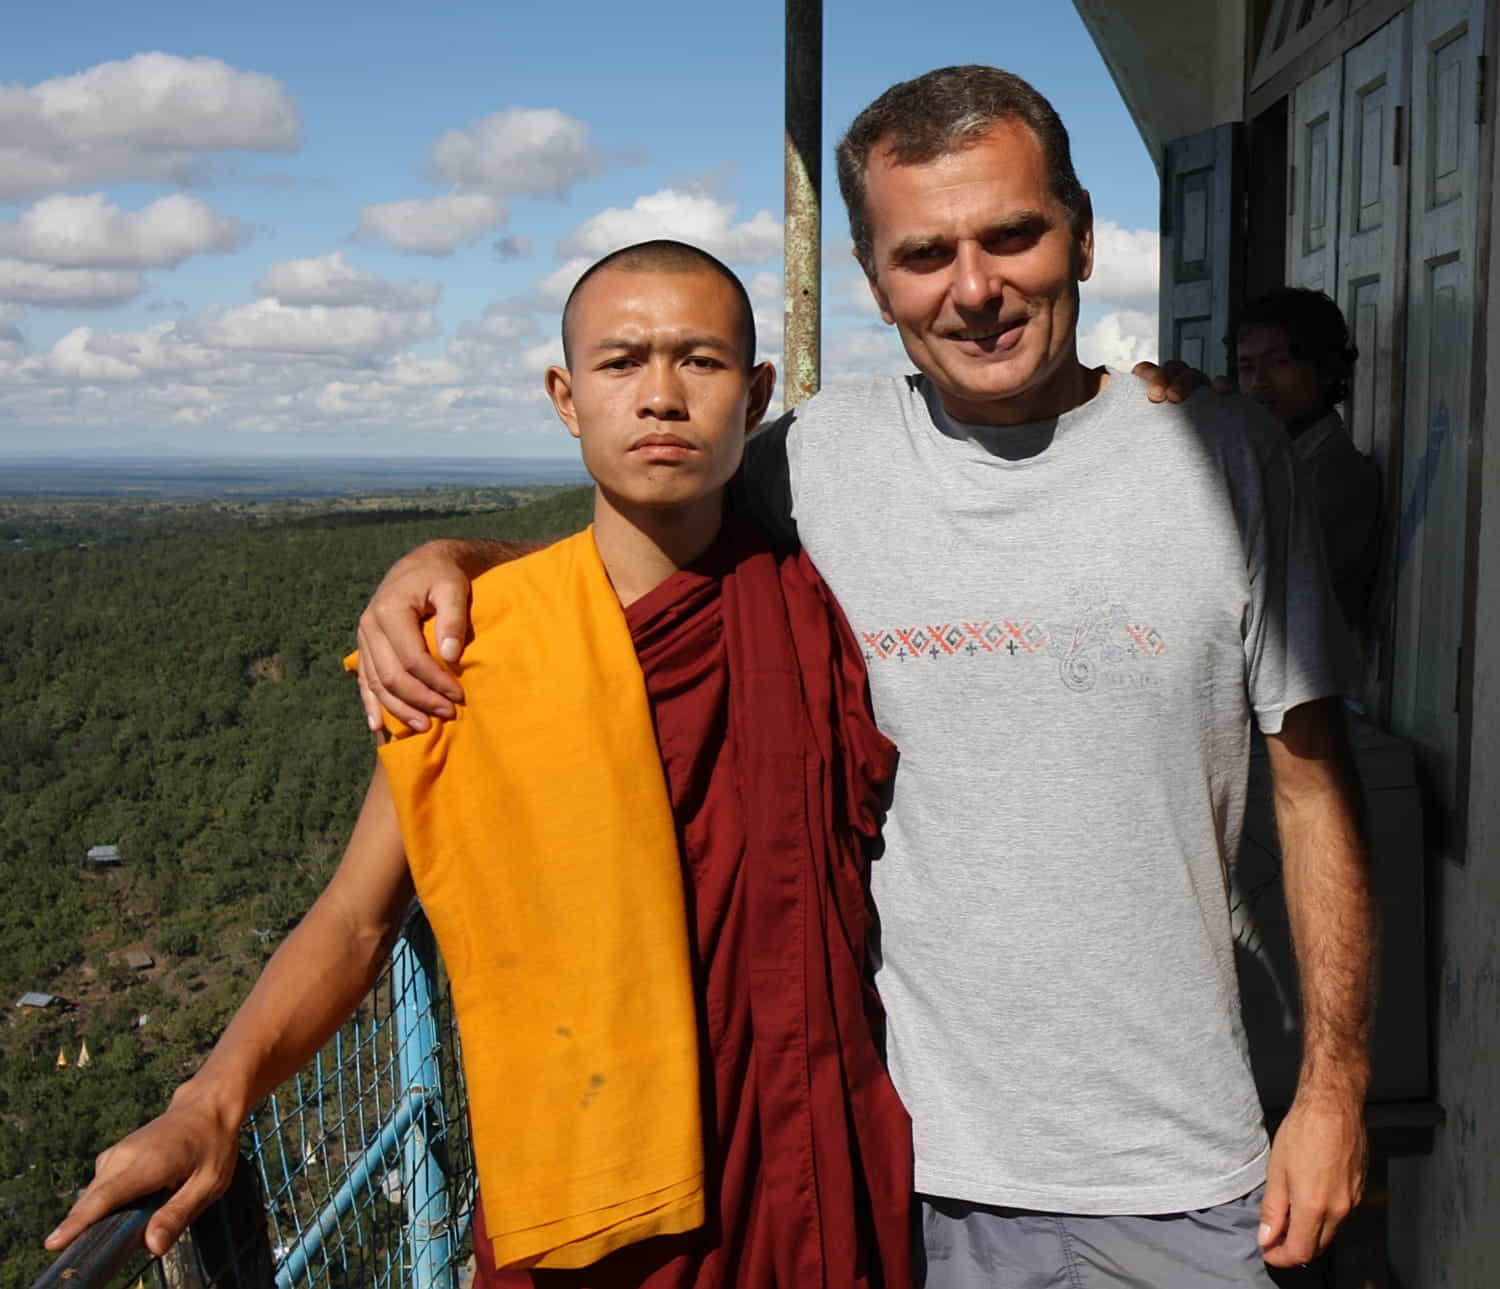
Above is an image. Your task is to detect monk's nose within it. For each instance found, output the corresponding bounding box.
[640,364,688,419]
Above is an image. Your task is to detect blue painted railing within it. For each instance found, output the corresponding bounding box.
[32,907,476,1289]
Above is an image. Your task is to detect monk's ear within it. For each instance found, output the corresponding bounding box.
[545,365,581,439]
[745,361,776,433]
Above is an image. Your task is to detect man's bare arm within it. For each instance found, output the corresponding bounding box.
[45,764,416,1257]
[356,538,539,730]
[1257,696,1374,1267]
[353,365,1214,731]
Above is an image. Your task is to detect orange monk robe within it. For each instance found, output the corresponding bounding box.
[476,521,915,1289]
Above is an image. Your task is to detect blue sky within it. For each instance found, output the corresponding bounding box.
[0,1,1161,458]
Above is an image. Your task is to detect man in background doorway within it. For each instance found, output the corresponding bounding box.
[1236,288,1382,630]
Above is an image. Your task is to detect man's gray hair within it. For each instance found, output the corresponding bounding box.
[836,66,1088,272]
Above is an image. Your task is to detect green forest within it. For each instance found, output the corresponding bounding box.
[0,483,593,1284]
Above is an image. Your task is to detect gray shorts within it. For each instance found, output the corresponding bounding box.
[918,1186,1288,1288]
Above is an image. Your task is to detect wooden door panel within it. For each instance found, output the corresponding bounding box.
[1391,0,1484,815]
[1289,58,1344,294]
[1160,125,1244,380]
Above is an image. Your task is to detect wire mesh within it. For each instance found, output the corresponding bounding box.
[246,910,475,1288]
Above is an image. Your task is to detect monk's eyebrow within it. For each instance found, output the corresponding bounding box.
[672,334,739,356]
[590,334,739,355]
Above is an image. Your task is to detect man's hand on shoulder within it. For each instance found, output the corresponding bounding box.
[356,538,528,732]
[1131,359,1224,403]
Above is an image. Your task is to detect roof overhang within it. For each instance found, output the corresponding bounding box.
[1072,0,1249,168]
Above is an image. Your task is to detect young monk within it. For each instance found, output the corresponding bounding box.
[45,240,914,1288]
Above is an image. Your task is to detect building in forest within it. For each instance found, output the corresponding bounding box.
[17,992,61,1010]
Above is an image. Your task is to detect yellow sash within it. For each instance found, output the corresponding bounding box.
[363,529,703,1268]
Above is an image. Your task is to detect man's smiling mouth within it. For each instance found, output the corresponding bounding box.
[949,317,1026,346]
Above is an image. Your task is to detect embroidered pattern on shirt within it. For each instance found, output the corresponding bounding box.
[859,591,1166,694]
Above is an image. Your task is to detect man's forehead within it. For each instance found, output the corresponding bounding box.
[864,122,1058,232]
[869,118,1044,180]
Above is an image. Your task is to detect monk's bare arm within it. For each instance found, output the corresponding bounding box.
[46,764,416,1258]
[356,538,540,731]
[1257,696,1374,1267]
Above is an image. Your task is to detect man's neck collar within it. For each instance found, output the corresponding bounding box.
[928,361,1107,431]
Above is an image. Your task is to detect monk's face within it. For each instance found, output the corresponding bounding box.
[547,267,775,512]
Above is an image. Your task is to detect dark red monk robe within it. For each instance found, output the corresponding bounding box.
[473,522,913,1289]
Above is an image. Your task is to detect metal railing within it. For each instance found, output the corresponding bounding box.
[34,909,476,1289]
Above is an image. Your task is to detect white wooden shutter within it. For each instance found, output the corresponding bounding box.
[1390,0,1487,816]
[1287,57,1344,296]
[1159,124,1244,381]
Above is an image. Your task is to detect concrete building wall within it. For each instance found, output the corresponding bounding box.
[1072,0,1246,161]
[1386,80,1500,1288]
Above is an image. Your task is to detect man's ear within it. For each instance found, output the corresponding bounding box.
[745,361,777,433]
[855,246,896,325]
[545,365,581,440]
[1073,189,1095,284]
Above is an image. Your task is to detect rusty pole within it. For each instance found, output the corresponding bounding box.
[784,0,822,407]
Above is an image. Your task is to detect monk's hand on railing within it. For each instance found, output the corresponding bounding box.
[44,1086,242,1259]
[1131,359,1217,403]
[356,539,476,734]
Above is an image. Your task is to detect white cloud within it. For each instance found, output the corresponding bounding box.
[0,258,145,306]
[0,303,25,358]
[42,327,144,382]
[822,324,910,382]
[746,273,785,351]
[0,53,301,200]
[429,107,605,198]
[535,256,592,307]
[493,234,532,260]
[355,193,508,256]
[1077,309,1159,370]
[194,299,437,360]
[1083,220,1159,313]
[256,252,439,311]
[747,271,780,306]
[835,269,882,319]
[453,302,535,348]
[557,189,782,264]
[520,338,564,373]
[0,193,248,269]
[383,353,462,387]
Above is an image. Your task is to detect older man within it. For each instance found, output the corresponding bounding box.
[358,67,1373,1287]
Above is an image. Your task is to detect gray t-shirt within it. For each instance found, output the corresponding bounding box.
[740,370,1344,1215]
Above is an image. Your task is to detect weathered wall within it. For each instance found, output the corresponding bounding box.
[1385,64,1500,1287]
[1071,1,1246,163]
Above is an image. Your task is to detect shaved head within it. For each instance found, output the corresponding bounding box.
[561,240,757,368]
